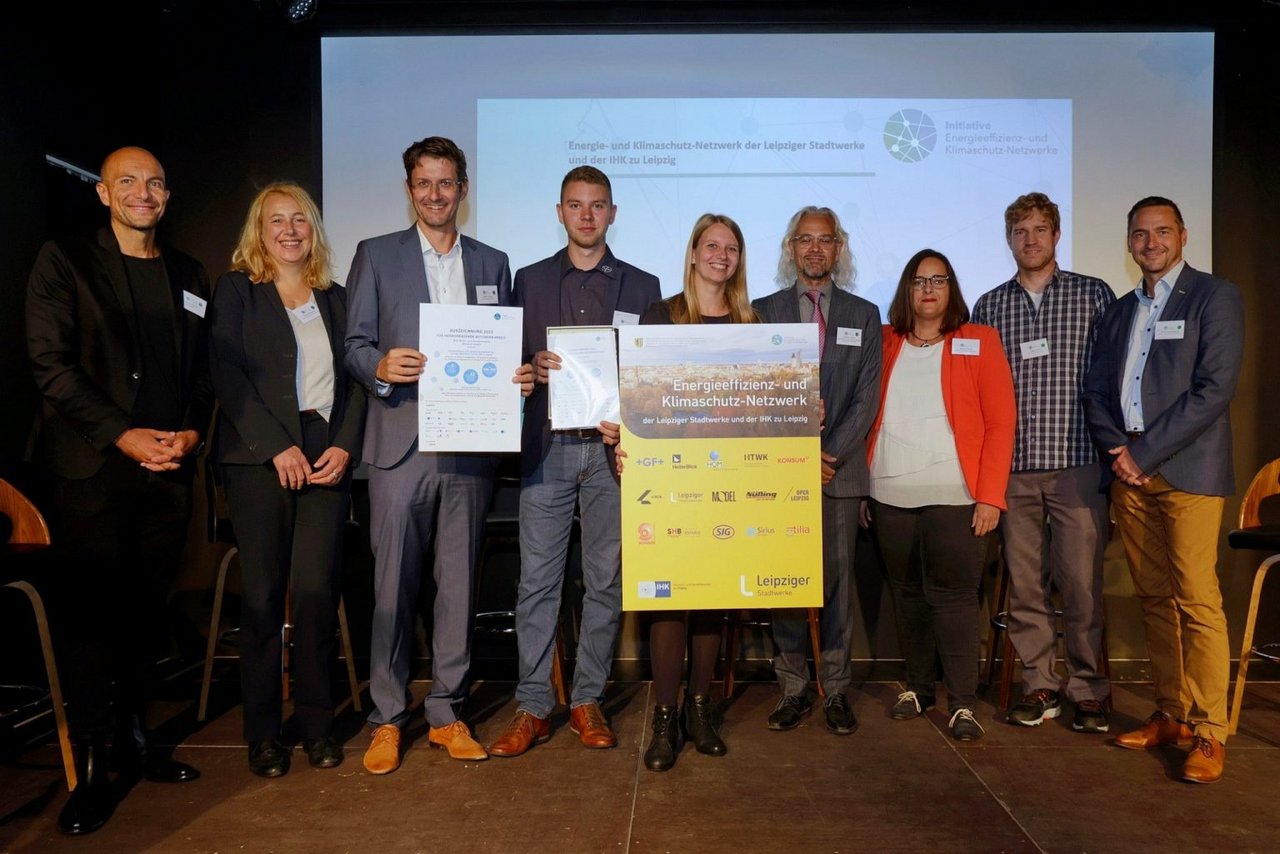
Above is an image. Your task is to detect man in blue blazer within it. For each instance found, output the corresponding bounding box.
[752,206,882,736]
[489,167,660,756]
[345,137,530,773]
[1083,196,1244,784]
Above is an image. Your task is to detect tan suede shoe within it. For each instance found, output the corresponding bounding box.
[428,720,489,761]
[362,724,401,775]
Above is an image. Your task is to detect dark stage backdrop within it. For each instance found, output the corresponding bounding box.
[2,2,1277,678]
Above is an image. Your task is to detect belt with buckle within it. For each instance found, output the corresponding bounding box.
[1126,430,1144,440]
[556,427,601,440]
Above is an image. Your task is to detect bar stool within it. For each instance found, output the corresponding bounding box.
[196,469,361,722]
[982,544,1112,711]
[0,477,76,790]
[722,608,824,699]
[473,471,569,706]
[1227,457,1280,736]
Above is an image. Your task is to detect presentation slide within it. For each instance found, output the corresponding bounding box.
[477,97,1070,309]
[322,32,1213,314]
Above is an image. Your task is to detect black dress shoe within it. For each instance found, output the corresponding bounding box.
[303,736,344,769]
[643,704,681,772]
[143,754,201,783]
[682,694,727,756]
[823,692,859,735]
[767,693,813,731]
[248,740,291,778]
[58,738,114,835]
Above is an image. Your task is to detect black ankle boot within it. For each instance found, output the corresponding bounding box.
[682,694,727,756]
[643,704,681,772]
[58,737,114,835]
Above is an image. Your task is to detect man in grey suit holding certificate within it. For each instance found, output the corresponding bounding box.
[345,136,531,774]
[752,206,882,735]
[1083,196,1243,784]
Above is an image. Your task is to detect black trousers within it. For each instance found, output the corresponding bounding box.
[871,500,992,713]
[220,413,349,742]
[50,453,193,738]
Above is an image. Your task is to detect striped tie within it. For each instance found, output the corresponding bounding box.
[805,289,826,359]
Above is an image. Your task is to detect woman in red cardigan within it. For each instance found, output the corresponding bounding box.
[864,248,1015,741]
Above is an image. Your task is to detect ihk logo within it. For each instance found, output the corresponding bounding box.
[713,525,735,539]
[655,581,672,598]
[711,491,736,503]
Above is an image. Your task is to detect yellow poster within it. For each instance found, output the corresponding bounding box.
[619,324,823,610]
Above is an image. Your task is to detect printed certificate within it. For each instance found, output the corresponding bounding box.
[619,323,823,610]
[547,326,620,429]
[418,303,523,453]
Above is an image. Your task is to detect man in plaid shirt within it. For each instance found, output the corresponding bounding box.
[972,192,1115,733]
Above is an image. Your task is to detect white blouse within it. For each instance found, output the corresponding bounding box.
[286,293,335,421]
[870,341,972,508]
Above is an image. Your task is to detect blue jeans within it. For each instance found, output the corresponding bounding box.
[515,435,621,717]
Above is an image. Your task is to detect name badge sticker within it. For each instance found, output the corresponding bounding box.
[613,310,640,326]
[291,301,321,324]
[951,337,980,356]
[1154,320,1185,340]
[1020,338,1050,360]
[182,291,207,318]
[476,285,499,305]
[836,327,862,347]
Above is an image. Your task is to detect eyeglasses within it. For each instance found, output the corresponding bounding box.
[411,178,460,193]
[911,275,950,291]
[791,234,839,248]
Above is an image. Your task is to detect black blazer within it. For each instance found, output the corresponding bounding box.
[208,270,365,466]
[25,227,214,479]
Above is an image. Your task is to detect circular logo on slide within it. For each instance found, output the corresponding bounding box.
[463,369,479,384]
[444,361,460,377]
[883,109,937,163]
[482,362,498,378]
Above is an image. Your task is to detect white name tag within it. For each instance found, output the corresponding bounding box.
[182,290,207,318]
[951,337,980,356]
[476,285,499,305]
[1154,320,1185,340]
[836,327,862,347]
[613,310,640,326]
[1020,338,1049,360]
[291,301,321,324]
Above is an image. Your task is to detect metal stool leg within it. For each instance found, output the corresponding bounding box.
[198,547,238,722]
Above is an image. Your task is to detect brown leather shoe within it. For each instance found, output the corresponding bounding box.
[1182,735,1226,783]
[362,724,401,775]
[1113,710,1194,750]
[569,702,617,749]
[428,720,489,761]
[489,711,551,758]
